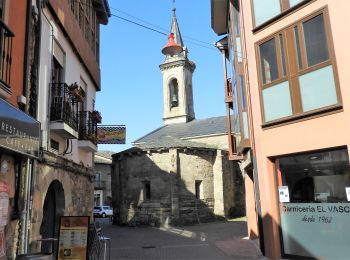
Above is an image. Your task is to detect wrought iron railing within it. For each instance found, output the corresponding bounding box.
[0,19,14,89]
[79,111,98,144]
[50,83,79,131]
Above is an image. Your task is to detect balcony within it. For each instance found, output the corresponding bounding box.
[50,83,80,138]
[0,19,14,99]
[78,110,99,152]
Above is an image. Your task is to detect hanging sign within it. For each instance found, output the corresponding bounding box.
[97,125,126,144]
[0,99,40,158]
[57,216,89,260]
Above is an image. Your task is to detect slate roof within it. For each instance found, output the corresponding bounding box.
[94,150,113,164]
[134,116,231,145]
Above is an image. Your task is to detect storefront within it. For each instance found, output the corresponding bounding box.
[276,147,350,259]
[0,98,40,258]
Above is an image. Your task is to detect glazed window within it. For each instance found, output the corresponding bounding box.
[277,148,350,259]
[277,148,350,203]
[257,10,340,124]
[252,0,307,27]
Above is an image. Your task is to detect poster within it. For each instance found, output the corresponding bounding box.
[0,182,9,227]
[278,186,290,203]
[57,216,89,260]
[0,227,5,258]
[346,187,350,201]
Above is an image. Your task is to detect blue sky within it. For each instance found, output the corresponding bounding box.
[96,0,225,153]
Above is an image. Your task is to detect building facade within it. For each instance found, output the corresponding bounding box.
[0,0,109,259]
[211,0,350,259]
[111,9,244,227]
[94,151,113,206]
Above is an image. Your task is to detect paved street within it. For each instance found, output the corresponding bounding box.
[96,218,267,260]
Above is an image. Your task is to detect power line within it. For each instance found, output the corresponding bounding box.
[110,13,167,36]
[69,1,219,51]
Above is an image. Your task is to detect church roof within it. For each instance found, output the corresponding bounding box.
[134,116,231,145]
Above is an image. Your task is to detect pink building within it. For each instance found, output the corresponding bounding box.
[211,0,350,259]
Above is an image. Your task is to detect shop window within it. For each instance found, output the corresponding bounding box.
[252,0,307,27]
[277,148,350,203]
[257,10,340,124]
[276,148,350,259]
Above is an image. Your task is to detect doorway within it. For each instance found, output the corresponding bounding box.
[40,180,65,254]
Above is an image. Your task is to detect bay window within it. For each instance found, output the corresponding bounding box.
[252,0,308,27]
[257,10,340,124]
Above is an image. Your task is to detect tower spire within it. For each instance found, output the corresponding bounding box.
[170,6,184,47]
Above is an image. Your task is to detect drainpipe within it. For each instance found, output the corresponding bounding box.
[22,0,32,113]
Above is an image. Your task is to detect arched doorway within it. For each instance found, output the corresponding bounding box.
[40,180,65,254]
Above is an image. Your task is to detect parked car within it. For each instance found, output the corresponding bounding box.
[93,206,113,218]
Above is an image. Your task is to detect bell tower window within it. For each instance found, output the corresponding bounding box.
[169,78,179,108]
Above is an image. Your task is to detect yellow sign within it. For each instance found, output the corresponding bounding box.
[97,125,126,144]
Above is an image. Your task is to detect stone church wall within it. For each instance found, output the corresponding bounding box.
[112,148,245,227]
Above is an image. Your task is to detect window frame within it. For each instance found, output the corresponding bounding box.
[255,8,341,126]
[251,0,314,31]
[229,0,251,151]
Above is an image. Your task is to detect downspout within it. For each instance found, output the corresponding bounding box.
[42,8,54,152]
[26,0,42,253]
[238,0,265,255]
[16,0,32,256]
[22,0,32,113]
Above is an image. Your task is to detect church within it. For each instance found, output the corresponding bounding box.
[111,9,244,226]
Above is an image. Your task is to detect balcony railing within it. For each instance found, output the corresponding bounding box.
[0,19,14,89]
[79,111,98,144]
[50,83,80,131]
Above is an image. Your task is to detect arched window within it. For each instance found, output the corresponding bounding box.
[169,78,179,108]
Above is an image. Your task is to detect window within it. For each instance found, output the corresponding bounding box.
[143,181,151,200]
[195,180,202,199]
[276,148,350,259]
[252,0,307,27]
[257,10,340,124]
[169,79,179,108]
[50,139,59,152]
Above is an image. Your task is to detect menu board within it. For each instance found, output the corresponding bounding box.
[57,216,89,260]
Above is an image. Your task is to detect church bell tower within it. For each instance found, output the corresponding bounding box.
[159,8,196,125]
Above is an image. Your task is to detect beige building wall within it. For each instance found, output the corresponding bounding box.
[240,0,350,258]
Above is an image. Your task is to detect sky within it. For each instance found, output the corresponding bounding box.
[96,0,225,153]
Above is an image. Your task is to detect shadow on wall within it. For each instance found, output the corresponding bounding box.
[111,147,245,227]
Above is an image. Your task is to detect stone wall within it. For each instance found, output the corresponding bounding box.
[112,147,245,227]
[29,152,94,252]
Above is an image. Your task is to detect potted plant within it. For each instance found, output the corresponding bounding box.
[91,110,102,123]
[69,83,84,102]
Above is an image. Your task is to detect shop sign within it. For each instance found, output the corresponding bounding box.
[58,216,89,260]
[97,125,126,144]
[0,99,40,158]
[280,203,350,259]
